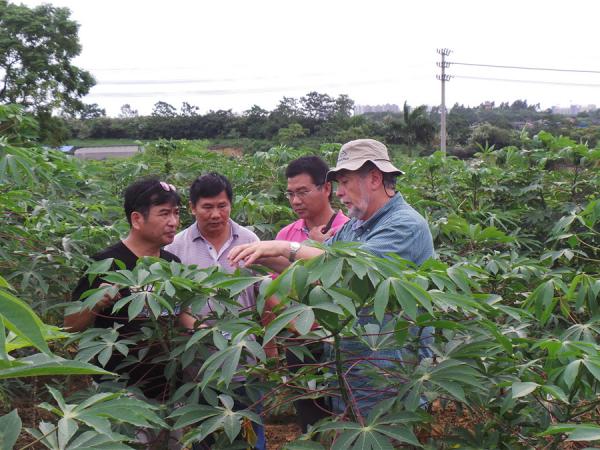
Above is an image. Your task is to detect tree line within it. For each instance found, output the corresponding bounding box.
[3,0,600,155]
[67,98,600,156]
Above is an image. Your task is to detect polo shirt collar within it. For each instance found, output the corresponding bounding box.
[292,219,307,232]
[191,218,239,242]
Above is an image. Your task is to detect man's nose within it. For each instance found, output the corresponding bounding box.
[291,195,303,205]
[167,213,179,226]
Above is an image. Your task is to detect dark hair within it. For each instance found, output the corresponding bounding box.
[189,172,233,205]
[285,156,329,186]
[123,177,181,226]
[357,161,398,190]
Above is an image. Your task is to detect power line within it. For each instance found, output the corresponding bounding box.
[87,77,406,98]
[450,61,600,74]
[454,75,600,88]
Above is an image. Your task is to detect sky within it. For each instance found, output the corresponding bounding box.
[17,0,600,116]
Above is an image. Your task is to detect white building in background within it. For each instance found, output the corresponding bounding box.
[551,104,597,115]
[354,104,401,115]
[74,145,142,160]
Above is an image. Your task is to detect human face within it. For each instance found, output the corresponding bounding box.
[135,202,180,246]
[335,171,370,220]
[286,173,330,222]
[192,190,232,238]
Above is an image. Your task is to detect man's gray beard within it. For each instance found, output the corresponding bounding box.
[348,192,370,220]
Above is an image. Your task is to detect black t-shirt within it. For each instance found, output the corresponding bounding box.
[71,241,180,337]
[71,241,181,400]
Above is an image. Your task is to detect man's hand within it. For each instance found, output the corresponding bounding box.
[228,240,291,267]
[94,283,121,312]
[308,225,335,242]
[65,283,121,332]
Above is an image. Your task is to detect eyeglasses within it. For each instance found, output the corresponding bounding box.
[285,185,321,200]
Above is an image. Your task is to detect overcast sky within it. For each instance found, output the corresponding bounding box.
[18,0,600,116]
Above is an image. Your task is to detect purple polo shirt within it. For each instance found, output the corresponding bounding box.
[275,210,349,243]
[165,219,259,313]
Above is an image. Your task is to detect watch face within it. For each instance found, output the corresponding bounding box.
[289,242,301,261]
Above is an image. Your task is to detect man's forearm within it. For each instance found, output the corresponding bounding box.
[258,256,290,273]
[64,309,95,332]
[259,245,324,272]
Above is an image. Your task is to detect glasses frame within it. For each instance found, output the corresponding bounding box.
[159,181,176,192]
[133,181,177,210]
[284,184,323,201]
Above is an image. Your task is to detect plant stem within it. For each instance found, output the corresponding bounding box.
[19,425,59,450]
[333,334,358,423]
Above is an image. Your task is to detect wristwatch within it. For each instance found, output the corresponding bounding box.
[289,242,301,262]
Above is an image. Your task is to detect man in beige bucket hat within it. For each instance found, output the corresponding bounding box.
[329,138,405,177]
[228,137,432,271]
[228,138,434,416]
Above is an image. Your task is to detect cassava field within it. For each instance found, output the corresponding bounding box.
[1,106,599,449]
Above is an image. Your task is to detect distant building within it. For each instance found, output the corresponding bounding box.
[354,104,400,115]
[551,104,597,116]
[74,145,142,160]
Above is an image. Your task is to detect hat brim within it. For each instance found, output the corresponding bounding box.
[326,159,404,181]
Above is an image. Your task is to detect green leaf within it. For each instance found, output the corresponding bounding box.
[0,353,111,379]
[0,410,21,450]
[563,360,582,388]
[447,267,471,293]
[223,411,241,442]
[0,287,50,354]
[294,307,315,336]
[321,258,344,289]
[541,384,569,403]
[567,425,600,441]
[374,279,391,324]
[511,381,539,399]
[374,424,422,447]
[582,358,600,383]
[58,417,78,449]
[263,305,305,344]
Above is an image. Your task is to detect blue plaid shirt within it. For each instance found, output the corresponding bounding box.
[325,193,435,415]
[328,193,434,264]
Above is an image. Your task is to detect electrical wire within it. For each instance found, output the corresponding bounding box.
[450,61,600,74]
[453,75,600,88]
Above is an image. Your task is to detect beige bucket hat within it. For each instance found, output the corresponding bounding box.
[326,139,404,181]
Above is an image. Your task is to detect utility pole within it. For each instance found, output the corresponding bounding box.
[436,48,452,155]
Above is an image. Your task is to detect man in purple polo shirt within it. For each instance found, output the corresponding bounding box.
[276,156,348,244]
[165,172,266,450]
[166,172,259,320]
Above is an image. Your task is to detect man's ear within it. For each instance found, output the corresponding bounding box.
[369,169,384,190]
[323,181,332,197]
[130,211,144,230]
[189,200,195,214]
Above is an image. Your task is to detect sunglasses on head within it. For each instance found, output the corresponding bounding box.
[133,180,177,208]
[159,181,176,192]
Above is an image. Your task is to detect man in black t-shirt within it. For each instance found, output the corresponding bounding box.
[66,177,181,399]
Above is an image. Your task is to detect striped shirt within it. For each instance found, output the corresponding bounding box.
[165,219,259,312]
